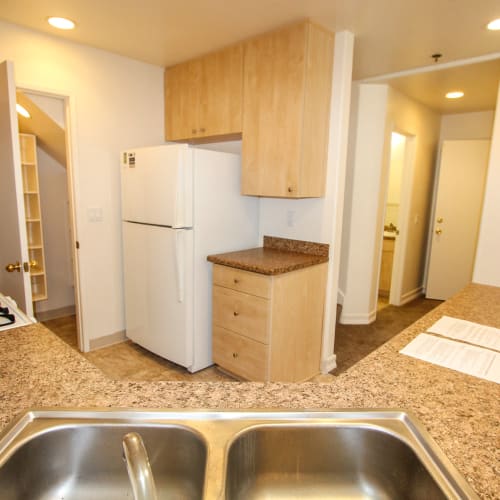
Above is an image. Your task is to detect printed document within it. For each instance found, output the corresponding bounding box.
[400,333,500,384]
[426,316,500,351]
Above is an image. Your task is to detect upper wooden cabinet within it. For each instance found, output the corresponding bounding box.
[241,21,334,198]
[164,44,243,141]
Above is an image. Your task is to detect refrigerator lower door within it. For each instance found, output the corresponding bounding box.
[122,222,194,368]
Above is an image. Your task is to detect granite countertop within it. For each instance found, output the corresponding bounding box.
[0,283,499,498]
[207,235,329,275]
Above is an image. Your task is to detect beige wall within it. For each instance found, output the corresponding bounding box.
[439,111,494,142]
[339,83,389,323]
[0,20,164,348]
[36,147,75,313]
[473,84,500,286]
[385,87,440,303]
[339,83,440,324]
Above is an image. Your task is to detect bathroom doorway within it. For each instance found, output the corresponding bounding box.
[378,131,414,309]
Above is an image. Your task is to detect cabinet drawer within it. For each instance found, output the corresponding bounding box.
[213,264,271,298]
[213,326,269,381]
[213,286,269,343]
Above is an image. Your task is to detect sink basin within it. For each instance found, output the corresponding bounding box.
[0,422,206,499]
[226,425,446,499]
[0,409,478,499]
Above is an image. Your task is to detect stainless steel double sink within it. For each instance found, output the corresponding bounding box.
[0,409,478,499]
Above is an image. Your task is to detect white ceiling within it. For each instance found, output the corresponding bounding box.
[1,0,500,112]
[375,58,500,114]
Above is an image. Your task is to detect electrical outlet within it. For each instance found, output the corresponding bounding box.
[87,207,103,222]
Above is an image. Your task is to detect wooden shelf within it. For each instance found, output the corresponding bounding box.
[19,133,48,303]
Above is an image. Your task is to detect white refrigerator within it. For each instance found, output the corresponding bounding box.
[120,144,259,372]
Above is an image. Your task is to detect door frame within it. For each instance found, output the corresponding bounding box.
[17,83,85,351]
[376,127,416,310]
[388,132,416,306]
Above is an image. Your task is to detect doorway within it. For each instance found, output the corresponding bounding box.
[378,132,405,308]
[377,131,417,311]
[15,87,83,350]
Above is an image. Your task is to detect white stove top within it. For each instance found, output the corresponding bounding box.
[0,293,35,331]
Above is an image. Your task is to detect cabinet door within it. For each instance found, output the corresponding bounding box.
[198,44,243,138]
[213,326,269,381]
[242,22,307,197]
[164,58,200,141]
[379,238,395,295]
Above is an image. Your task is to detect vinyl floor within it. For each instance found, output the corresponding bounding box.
[42,296,441,382]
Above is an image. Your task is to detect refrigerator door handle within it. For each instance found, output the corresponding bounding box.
[174,230,185,303]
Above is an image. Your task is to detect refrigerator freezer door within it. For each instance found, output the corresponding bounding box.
[122,222,194,368]
[121,144,193,228]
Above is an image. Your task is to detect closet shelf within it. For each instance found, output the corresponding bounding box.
[19,133,48,304]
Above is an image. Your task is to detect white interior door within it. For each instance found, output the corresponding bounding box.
[0,60,33,316]
[426,140,490,300]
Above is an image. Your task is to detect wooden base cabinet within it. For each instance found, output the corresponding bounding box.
[211,263,327,382]
[379,237,395,296]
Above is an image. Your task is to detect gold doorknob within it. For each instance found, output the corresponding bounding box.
[437,217,444,223]
[5,261,22,272]
[435,228,443,235]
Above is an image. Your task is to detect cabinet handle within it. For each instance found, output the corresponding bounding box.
[233,278,239,284]
[232,352,238,359]
[191,128,197,134]
[233,311,239,317]
[200,127,206,133]
[287,186,293,193]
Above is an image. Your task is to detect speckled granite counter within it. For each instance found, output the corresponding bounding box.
[207,235,329,275]
[0,283,499,498]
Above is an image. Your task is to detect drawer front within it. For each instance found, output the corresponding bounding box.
[213,264,271,298]
[213,286,270,343]
[213,326,269,381]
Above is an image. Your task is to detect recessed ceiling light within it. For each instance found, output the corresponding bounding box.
[487,18,500,30]
[445,91,464,99]
[47,17,76,30]
[16,103,31,118]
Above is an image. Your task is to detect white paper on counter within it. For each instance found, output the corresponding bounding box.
[400,333,500,384]
[427,316,500,352]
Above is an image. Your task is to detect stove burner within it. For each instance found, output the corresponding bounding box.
[0,307,15,327]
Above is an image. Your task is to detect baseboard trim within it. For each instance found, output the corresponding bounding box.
[339,308,377,325]
[321,354,337,374]
[399,286,424,306]
[89,330,127,351]
[35,305,76,322]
